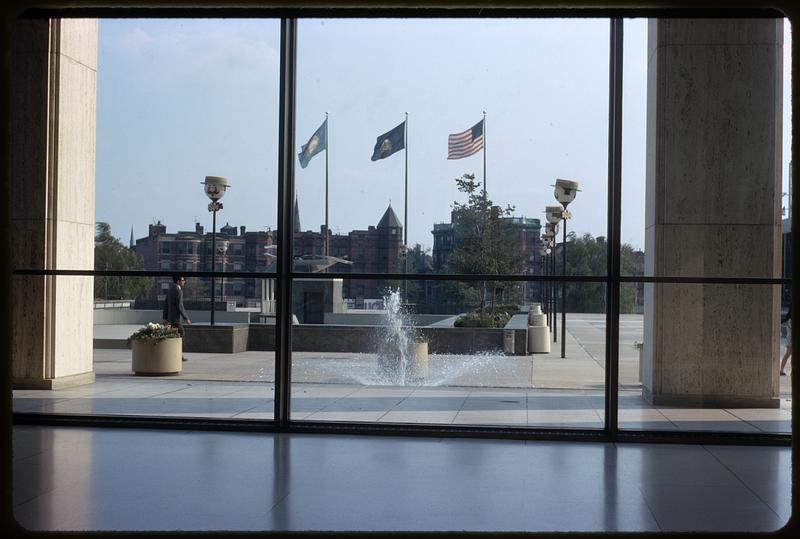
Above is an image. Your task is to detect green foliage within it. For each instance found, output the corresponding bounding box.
[127,322,180,346]
[406,243,434,274]
[94,222,151,300]
[494,303,520,314]
[454,306,513,328]
[561,233,639,313]
[183,277,209,302]
[383,244,435,306]
[446,174,524,312]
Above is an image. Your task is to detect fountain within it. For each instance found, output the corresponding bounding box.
[377,289,428,385]
[298,289,508,387]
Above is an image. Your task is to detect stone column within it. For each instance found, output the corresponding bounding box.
[12,19,98,389]
[643,18,783,408]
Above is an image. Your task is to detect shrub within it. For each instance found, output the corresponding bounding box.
[127,322,181,346]
[454,309,512,328]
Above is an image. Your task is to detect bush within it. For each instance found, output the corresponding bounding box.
[127,322,181,346]
[494,303,520,314]
[454,308,513,328]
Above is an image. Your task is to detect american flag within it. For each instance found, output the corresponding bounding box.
[447,120,484,160]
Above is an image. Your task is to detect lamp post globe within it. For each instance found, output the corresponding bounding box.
[553,178,580,208]
[203,175,229,202]
[545,205,564,225]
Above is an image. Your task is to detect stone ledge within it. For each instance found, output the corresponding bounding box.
[93,324,528,356]
[13,371,96,390]
[183,324,249,354]
[642,386,780,409]
[248,325,527,355]
[93,338,128,349]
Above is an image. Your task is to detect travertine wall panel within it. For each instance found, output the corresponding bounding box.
[643,18,782,408]
[11,276,47,380]
[59,19,98,68]
[53,275,94,378]
[655,45,779,227]
[12,19,97,389]
[656,225,778,278]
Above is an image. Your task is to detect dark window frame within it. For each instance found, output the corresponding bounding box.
[9,8,792,448]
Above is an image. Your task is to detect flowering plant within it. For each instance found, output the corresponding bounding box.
[127,322,181,346]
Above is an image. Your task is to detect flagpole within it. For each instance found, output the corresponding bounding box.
[325,112,329,261]
[404,112,409,299]
[482,110,487,200]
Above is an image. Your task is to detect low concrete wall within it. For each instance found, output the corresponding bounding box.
[94,309,250,325]
[184,324,249,354]
[95,322,527,356]
[247,325,526,355]
[323,312,452,327]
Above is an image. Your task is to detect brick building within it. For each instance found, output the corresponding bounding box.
[294,204,404,304]
[134,221,276,306]
[135,202,404,308]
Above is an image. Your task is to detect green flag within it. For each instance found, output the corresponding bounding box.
[298,119,327,168]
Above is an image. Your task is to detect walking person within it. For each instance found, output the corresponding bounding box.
[780,304,792,376]
[163,275,192,362]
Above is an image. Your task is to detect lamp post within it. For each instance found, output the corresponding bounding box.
[539,242,551,330]
[217,241,228,304]
[203,175,229,325]
[541,227,554,333]
[543,223,558,339]
[544,207,562,341]
[553,178,580,358]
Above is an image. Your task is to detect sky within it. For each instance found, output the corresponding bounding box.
[96,18,792,252]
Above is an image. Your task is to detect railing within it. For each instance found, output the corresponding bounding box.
[93,300,133,309]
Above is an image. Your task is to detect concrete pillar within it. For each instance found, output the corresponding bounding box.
[12,19,98,389]
[643,18,783,408]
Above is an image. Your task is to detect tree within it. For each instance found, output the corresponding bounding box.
[446,173,524,312]
[561,233,638,313]
[94,222,151,300]
[404,244,435,307]
[382,243,434,308]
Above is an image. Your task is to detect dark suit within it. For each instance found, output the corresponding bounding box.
[162,283,190,337]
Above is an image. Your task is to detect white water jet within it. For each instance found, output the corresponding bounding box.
[376,289,427,385]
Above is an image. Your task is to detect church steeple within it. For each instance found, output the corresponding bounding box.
[129,226,134,249]
[377,204,403,229]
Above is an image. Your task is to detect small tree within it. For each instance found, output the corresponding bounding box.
[382,243,434,308]
[446,173,523,312]
[562,233,638,313]
[94,222,150,301]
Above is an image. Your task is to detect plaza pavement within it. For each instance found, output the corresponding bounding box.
[12,314,792,433]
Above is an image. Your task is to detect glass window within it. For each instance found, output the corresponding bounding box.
[10,14,790,442]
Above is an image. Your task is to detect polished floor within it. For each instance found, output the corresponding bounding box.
[11,313,795,533]
[10,425,792,533]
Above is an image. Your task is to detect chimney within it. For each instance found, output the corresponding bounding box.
[240,225,246,236]
[195,222,204,235]
[149,221,166,237]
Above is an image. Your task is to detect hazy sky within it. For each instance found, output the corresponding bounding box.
[96,18,792,252]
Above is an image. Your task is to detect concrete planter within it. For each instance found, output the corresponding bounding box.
[378,341,429,383]
[131,338,182,376]
[528,326,551,353]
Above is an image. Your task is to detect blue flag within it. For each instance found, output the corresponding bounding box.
[298,119,327,169]
[371,121,405,161]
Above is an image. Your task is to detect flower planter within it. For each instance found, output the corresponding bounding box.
[131,338,182,376]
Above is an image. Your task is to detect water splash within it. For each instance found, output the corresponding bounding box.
[423,352,507,387]
[293,289,509,388]
[301,351,511,388]
[376,289,421,385]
